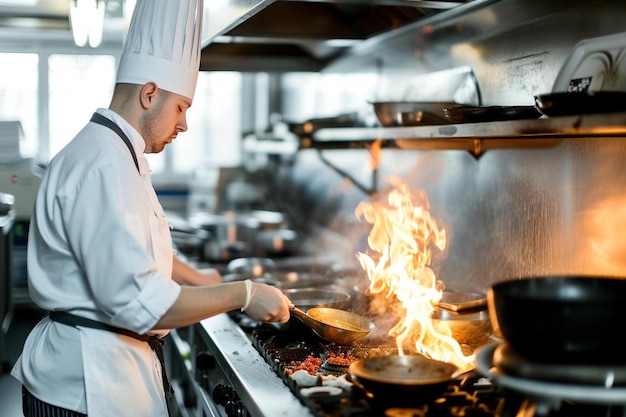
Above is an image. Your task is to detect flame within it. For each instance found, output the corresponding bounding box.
[355,177,474,372]
[368,139,383,171]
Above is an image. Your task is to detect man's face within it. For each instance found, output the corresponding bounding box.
[141,90,192,154]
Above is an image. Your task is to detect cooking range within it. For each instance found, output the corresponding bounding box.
[171,281,626,417]
[166,201,626,417]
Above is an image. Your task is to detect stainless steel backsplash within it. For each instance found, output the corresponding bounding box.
[279,0,626,293]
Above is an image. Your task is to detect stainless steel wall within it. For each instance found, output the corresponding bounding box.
[281,0,626,293]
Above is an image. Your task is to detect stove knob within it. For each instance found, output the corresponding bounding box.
[225,400,248,417]
[195,351,216,371]
[213,383,236,405]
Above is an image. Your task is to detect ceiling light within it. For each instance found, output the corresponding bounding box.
[0,1,38,5]
[68,0,106,48]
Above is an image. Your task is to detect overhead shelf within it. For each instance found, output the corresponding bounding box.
[303,112,626,157]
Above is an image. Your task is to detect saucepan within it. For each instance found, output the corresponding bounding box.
[348,354,460,405]
[431,291,492,353]
[290,307,374,345]
[488,275,626,364]
[431,307,492,352]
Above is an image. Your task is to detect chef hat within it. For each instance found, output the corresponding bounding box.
[116,0,204,100]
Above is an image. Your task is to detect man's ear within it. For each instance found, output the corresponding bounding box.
[139,82,159,109]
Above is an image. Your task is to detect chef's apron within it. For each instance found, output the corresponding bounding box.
[52,112,175,417]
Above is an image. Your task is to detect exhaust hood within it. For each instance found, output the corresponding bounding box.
[200,0,466,72]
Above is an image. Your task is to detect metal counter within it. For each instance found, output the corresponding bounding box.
[195,313,314,417]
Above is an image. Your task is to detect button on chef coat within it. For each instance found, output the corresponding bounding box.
[11,108,181,416]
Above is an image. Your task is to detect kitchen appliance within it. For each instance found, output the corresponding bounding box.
[477,343,626,417]
[165,259,626,417]
[172,307,626,417]
[165,3,626,415]
[0,157,41,307]
[0,192,14,371]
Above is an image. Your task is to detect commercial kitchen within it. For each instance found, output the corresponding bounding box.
[2,0,626,416]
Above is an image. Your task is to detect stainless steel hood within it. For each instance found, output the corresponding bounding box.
[200,0,467,72]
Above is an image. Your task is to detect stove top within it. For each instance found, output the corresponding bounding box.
[476,344,626,413]
[191,310,626,417]
[250,323,507,417]
[248,319,626,417]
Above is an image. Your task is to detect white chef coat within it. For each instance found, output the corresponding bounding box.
[11,108,181,417]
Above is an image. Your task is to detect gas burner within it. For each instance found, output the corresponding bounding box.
[252,327,510,416]
[476,343,626,411]
[493,342,626,386]
[320,359,350,375]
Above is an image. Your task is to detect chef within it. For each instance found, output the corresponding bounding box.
[10,0,292,416]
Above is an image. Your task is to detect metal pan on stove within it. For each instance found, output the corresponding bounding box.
[349,355,460,405]
[283,288,350,310]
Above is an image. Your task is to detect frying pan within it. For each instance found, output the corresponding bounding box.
[371,101,459,127]
[534,91,626,117]
[282,288,350,310]
[348,355,460,405]
[488,276,626,364]
[290,307,374,345]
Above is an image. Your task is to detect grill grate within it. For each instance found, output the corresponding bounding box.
[251,324,626,417]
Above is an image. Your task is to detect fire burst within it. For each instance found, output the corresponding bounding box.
[355,177,474,372]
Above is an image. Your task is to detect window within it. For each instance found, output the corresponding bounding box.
[0,53,38,158]
[0,47,243,185]
[147,71,242,177]
[48,54,116,157]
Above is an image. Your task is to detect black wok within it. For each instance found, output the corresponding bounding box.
[488,276,626,364]
[348,355,459,405]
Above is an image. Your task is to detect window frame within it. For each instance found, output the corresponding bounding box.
[0,36,246,188]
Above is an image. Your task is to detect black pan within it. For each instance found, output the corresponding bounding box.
[534,91,626,117]
[488,276,626,364]
[443,105,541,123]
[349,355,459,405]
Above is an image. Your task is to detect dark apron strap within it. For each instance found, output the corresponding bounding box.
[90,112,140,174]
[84,114,172,412]
[49,311,174,404]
